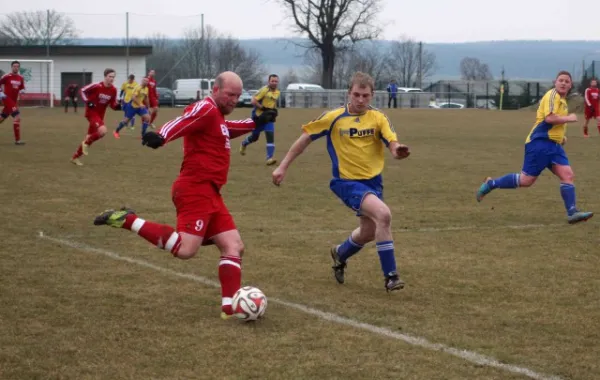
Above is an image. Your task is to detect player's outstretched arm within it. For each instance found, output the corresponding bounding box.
[389,140,410,160]
[272,133,312,186]
[545,113,577,125]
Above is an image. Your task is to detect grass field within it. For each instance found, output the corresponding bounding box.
[0,106,599,380]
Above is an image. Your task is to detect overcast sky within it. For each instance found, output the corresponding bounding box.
[0,0,591,42]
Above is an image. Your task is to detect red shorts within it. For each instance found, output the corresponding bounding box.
[171,181,236,245]
[585,105,599,119]
[149,98,158,108]
[86,112,104,134]
[1,97,19,118]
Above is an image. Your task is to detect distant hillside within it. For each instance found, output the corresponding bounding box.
[78,38,600,81]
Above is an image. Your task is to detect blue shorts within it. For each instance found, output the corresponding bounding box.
[125,104,148,119]
[522,139,569,177]
[330,176,383,216]
[251,110,275,133]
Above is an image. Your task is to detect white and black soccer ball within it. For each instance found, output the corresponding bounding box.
[231,286,267,321]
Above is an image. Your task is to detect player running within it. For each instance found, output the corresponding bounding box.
[120,74,138,129]
[476,70,593,224]
[114,77,150,139]
[0,60,25,145]
[583,78,600,137]
[64,83,79,113]
[70,68,121,166]
[92,71,277,319]
[272,72,410,292]
[239,74,280,165]
[147,69,159,128]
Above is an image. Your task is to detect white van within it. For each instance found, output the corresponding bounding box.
[172,78,215,105]
[286,83,325,91]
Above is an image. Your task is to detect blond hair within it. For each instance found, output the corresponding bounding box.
[348,72,375,92]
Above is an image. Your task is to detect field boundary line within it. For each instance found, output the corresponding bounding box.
[37,231,562,380]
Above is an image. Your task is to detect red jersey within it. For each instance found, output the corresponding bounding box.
[158,97,256,188]
[585,87,600,108]
[80,82,119,118]
[64,83,79,97]
[147,77,158,100]
[0,73,25,103]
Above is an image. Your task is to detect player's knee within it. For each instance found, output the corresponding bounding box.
[372,208,392,228]
[519,174,536,187]
[175,247,197,259]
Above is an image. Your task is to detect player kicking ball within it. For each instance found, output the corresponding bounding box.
[93,71,277,319]
[71,69,121,166]
[476,70,593,224]
[272,72,409,292]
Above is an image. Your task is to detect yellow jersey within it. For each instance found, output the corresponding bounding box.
[253,85,280,116]
[131,85,149,109]
[120,81,138,103]
[302,105,398,180]
[526,89,568,144]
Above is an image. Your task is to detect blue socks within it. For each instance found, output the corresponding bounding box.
[376,241,397,277]
[337,236,363,262]
[141,121,149,136]
[266,143,275,159]
[488,173,520,189]
[560,183,577,216]
[130,117,136,127]
[116,121,126,133]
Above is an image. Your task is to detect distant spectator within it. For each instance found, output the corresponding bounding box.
[386,80,398,108]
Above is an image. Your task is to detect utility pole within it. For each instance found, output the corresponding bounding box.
[418,41,423,88]
[125,12,130,76]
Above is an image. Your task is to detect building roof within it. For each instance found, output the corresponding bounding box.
[0,45,152,57]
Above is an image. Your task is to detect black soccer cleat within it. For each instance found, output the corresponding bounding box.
[330,246,346,284]
[384,272,405,292]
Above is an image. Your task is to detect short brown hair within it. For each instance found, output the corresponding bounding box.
[104,68,115,77]
[556,70,572,81]
[348,72,375,92]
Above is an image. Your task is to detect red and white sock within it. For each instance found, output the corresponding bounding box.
[72,145,83,159]
[150,111,157,124]
[219,255,242,315]
[123,214,182,255]
[13,122,20,141]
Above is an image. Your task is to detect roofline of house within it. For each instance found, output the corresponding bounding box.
[0,45,152,57]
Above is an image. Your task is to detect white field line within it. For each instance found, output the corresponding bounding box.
[37,231,562,380]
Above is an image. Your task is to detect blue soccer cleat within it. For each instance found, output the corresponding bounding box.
[476,177,493,202]
[568,211,594,224]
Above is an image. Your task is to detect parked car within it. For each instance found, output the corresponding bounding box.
[237,90,253,107]
[156,87,174,107]
[429,102,465,109]
[172,78,215,105]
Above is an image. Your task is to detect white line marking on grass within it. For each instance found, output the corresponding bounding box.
[38,232,562,380]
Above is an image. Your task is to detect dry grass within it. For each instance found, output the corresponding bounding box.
[0,106,598,379]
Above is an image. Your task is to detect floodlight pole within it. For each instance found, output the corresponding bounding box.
[126,12,130,76]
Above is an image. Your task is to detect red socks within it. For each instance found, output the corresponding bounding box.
[150,111,157,124]
[13,122,20,141]
[219,256,242,315]
[84,132,102,145]
[123,214,182,255]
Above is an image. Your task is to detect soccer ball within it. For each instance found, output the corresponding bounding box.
[231,286,267,321]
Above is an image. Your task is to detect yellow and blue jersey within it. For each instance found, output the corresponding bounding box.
[526,89,568,144]
[120,81,138,103]
[301,105,398,180]
[130,85,149,109]
[253,86,280,116]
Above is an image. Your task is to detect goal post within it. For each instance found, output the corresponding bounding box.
[0,59,55,108]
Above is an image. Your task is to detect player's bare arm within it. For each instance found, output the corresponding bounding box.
[272,132,312,186]
[251,96,264,109]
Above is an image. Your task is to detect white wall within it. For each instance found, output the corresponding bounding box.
[0,56,145,100]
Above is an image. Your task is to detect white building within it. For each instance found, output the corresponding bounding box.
[0,45,152,106]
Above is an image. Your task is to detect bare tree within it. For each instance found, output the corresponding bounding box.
[214,36,265,88]
[0,10,78,45]
[278,0,383,89]
[460,57,493,80]
[350,41,387,89]
[387,37,436,87]
[280,68,300,88]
